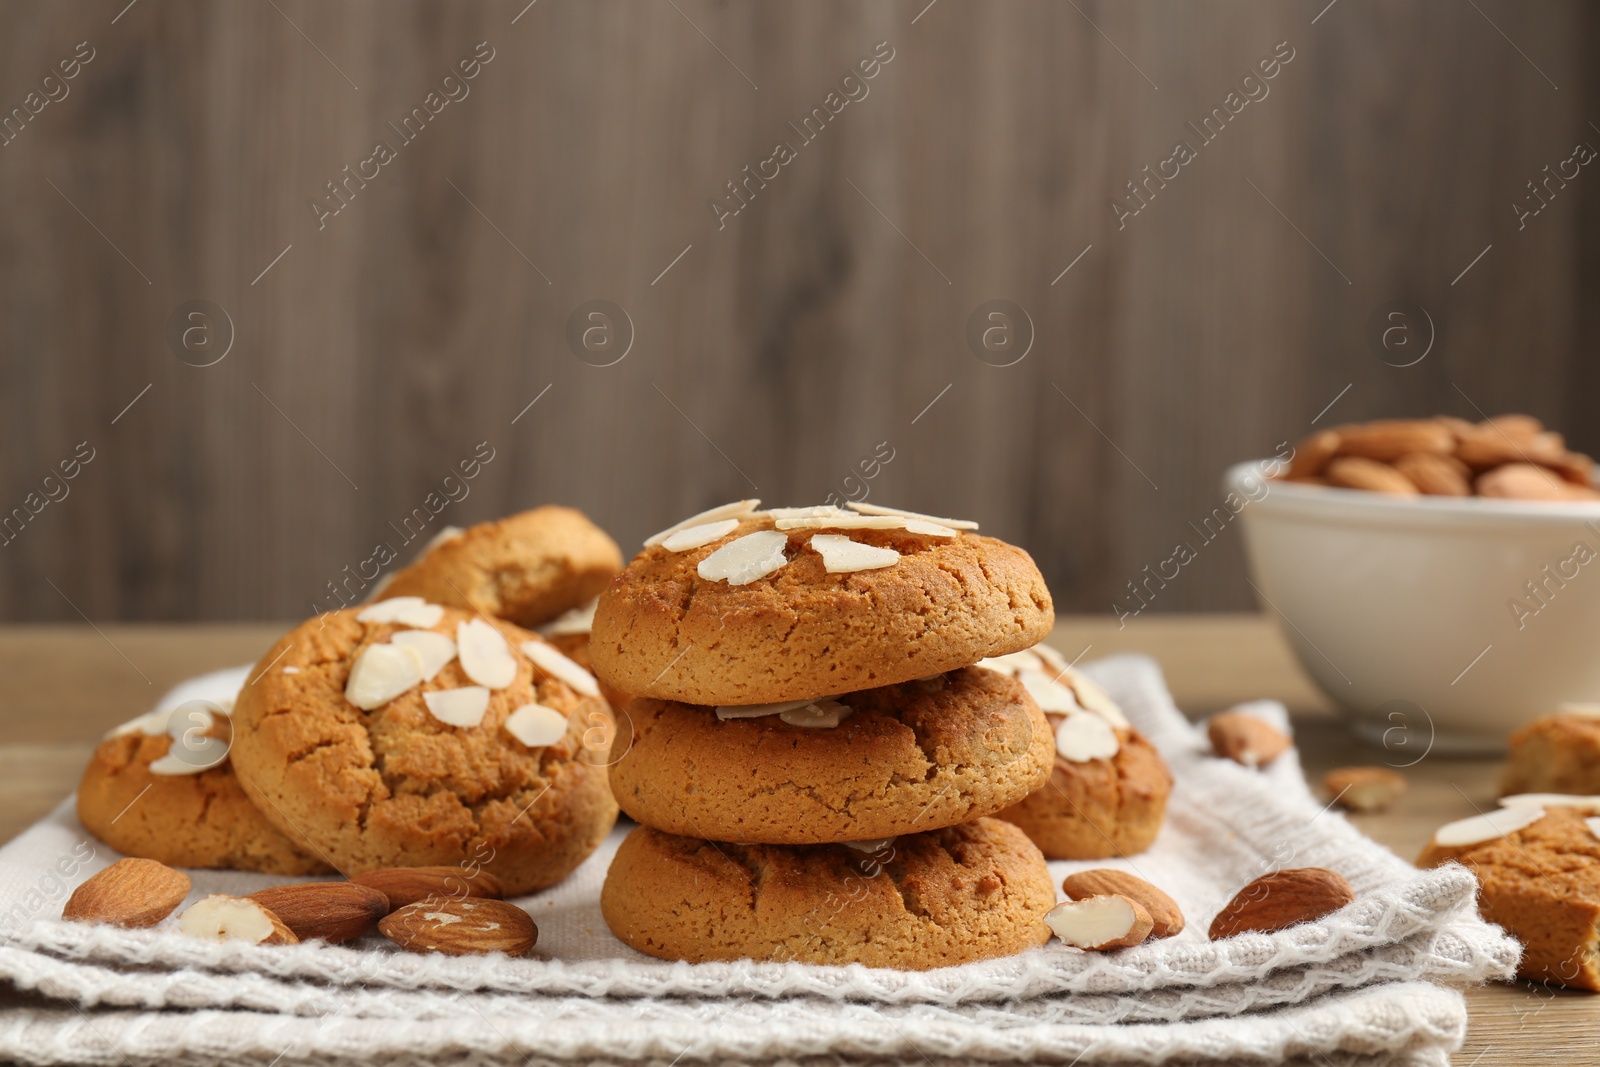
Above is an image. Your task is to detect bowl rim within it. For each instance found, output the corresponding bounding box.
[1223,459,1600,528]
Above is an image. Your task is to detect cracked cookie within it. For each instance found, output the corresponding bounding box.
[600,816,1055,968]
[229,603,618,894]
[609,666,1053,843]
[590,504,1053,706]
[379,506,623,630]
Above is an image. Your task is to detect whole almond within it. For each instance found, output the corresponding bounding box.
[1043,894,1154,950]
[1392,452,1470,497]
[178,894,299,945]
[1208,867,1355,939]
[1334,420,1453,462]
[350,866,505,911]
[1477,463,1595,501]
[1061,869,1184,938]
[1208,711,1292,769]
[1322,766,1407,813]
[1482,413,1544,439]
[62,858,191,928]
[1286,430,1341,480]
[379,897,537,957]
[1457,426,1566,469]
[1546,451,1597,488]
[1325,457,1418,496]
[247,882,389,943]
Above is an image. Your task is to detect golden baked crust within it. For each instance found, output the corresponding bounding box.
[994,720,1172,859]
[76,735,330,875]
[381,507,622,628]
[590,516,1054,705]
[1417,807,1600,990]
[229,607,618,895]
[610,667,1053,843]
[600,817,1055,969]
[1500,714,1600,796]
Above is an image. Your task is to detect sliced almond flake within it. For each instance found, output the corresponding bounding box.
[697,529,790,585]
[149,749,224,776]
[809,534,900,573]
[520,640,601,697]
[1588,816,1600,843]
[902,519,959,538]
[1056,711,1120,762]
[715,697,820,720]
[505,703,570,747]
[773,515,912,531]
[1432,807,1545,848]
[345,642,426,710]
[661,518,741,553]
[1032,643,1070,674]
[644,499,761,547]
[845,501,979,530]
[764,505,852,520]
[391,630,457,681]
[1060,671,1130,729]
[419,525,464,556]
[1018,668,1083,714]
[842,837,896,853]
[107,708,171,739]
[1499,793,1600,813]
[357,597,430,624]
[394,602,445,629]
[536,598,598,638]
[281,666,300,675]
[424,686,490,728]
[780,699,853,728]
[457,619,517,690]
[978,650,1046,675]
[1556,702,1600,720]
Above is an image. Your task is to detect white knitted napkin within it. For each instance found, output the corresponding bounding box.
[0,655,1516,1065]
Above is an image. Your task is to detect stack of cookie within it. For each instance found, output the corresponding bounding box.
[590,501,1065,970]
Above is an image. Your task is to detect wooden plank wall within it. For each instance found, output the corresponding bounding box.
[1,0,1594,622]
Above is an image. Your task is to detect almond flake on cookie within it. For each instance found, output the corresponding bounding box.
[1588,817,1600,842]
[660,518,741,553]
[977,650,1046,675]
[393,602,445,629]
[780,699,853,728]
[423,687,490,728]
[843,838,896,853]
[1499,794,1600,813]
[644,499,761,547]
[346,642,427,710]
[845,501,979,530]
[391,630,456,681]
[457,619,517,689]
[697,529,790,585]
[106,708,171,739]
[149,702,231,775]
[1056,711,1120,762]
[357,597,430,624]
[809,533,900,573]
[520,640,601,697]
[281,666,300,675]
[504,703,570,747]
[1018,668,1083,714]
[902,519,959,538]
[714,697,820,720]
[536,598,598,638]
[773,515,914,531]
[765,505,852,520]
[1432,807,1545,848]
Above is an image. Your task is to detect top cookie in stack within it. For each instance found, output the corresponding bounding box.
[592,501,1062,970]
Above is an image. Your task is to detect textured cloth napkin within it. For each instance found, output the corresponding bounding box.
[0,655,1517,1065]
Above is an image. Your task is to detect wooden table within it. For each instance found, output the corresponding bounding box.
[0,614,1593,1064]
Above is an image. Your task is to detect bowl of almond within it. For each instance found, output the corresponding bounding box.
[1225,415,1600,752]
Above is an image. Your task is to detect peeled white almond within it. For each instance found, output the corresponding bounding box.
[521,640,601,697]
[1019,668,1082,714]
[393,602,445,629]
[1499,793,1600,813]
[1044,895,1152,950]
[423,686,490,728]
[845,501,979,530]
[345,643,426,709]
[661,518,741,552]
[457,619,517,689]
[1056,711,1120,762]
[715,698,818,720]
[179,895,295,944]
[697,530,790,585]
[505,703,570,747]
[391,630,456,681]
[357,597,430,624]
[644,499,761,547]
[536,598,598,638]
[809,533,900,573]
[1432,807,1545,848]
[780,699,853,728]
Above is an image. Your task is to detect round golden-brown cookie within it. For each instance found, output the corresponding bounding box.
[229,606,618,894]
[600,817,1055,969]
[995,718,1172,859]
[380,507,623,628]
[590,513,1053,705]
[77,732,331,876]
[610,667,1053,843]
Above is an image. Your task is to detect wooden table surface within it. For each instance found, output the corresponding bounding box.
[0,613,1593,1064]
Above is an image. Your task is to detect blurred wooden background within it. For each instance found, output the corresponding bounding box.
[1,0,1595,622]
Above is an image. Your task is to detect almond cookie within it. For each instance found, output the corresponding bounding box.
[77,704,330,876]
[590,502,1053,706]
[379,507,623,629]
[600,817,1055,969]
[229,602,618,894]
[610,667,1053,844]
[982,649,1171,859]
[1500,707,1600,797]
[1417,806,1600,990]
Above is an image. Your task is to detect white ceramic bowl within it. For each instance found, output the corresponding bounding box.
[1225,460,1600,754]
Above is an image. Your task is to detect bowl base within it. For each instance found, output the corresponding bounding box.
[1348,716,1507,758]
